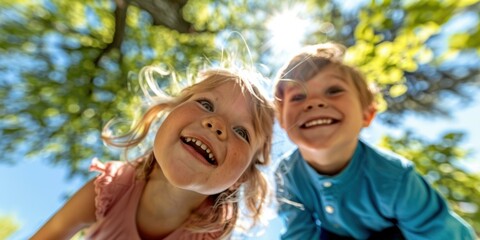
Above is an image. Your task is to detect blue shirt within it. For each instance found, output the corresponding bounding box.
[275,140,476,240]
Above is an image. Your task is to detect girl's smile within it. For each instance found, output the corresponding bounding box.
[181,136,217,166]
[153,81,258,195]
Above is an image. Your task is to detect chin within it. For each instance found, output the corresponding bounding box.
[297,139,332,150]
[198,187,225,195]
[164,172,225,195]
[185,184,226,196]
[304,143,330,151]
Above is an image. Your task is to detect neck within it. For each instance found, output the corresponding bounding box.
[299,140,358,176]
[136,164,208,238]
[151,165,207,207]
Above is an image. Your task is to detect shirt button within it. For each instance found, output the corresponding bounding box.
[325,206,335,214]
[323,181,332,187]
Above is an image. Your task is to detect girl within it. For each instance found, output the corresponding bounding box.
[32,66,275,239]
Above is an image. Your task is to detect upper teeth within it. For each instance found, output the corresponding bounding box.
[185,137,214,160]
[304,118,332,127]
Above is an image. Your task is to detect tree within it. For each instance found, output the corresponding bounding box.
[0,215,20,239]
[1,0,479,233]
[342,0,480,123]
[0,0,220,176]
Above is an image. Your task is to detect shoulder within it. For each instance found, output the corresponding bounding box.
[274,148,304,188]
[360,140,414,179]
[89,158,139,218]
[358,141,422,214]
[90,158,137,179]
[275,148,302,175]
[274,148,313,204]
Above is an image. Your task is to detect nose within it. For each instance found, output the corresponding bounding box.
[202,117,227,140]
[304,100,328,111]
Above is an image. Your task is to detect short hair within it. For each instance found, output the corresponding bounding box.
[274,42,375,112]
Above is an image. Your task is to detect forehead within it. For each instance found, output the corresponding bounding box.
[201,81,254,118]
[210,81,248,98]
[282,70,350,92]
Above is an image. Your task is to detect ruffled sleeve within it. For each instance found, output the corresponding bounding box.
[89,158,126,219]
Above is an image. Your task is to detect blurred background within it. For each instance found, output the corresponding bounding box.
[1,0,479,239]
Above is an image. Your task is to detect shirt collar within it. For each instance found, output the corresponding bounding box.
[298,140,365,188]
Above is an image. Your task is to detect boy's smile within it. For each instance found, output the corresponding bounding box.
[279,65,373,160]
[299,114,341,129]
[302,118,334,128]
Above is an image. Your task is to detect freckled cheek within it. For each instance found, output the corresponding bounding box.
[229,152,252,171]
[284,107,299,120]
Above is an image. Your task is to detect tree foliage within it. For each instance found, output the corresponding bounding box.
[0,215,20,239]
[344,0,480,123]
[1,0,479,233]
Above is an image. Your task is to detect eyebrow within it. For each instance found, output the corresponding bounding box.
[242,111,255,135]
[326,73,348,83]
[284,85,302,93]
[283,82,306,93]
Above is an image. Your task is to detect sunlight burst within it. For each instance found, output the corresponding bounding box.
[265,6,310,57]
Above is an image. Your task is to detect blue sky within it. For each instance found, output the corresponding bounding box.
[2,92,479,240]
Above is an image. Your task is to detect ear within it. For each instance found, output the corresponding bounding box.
[362,104,376,127]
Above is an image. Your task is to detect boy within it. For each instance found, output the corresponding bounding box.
[273,42,476,239]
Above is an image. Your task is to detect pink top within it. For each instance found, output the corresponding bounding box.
[85,158,223,240]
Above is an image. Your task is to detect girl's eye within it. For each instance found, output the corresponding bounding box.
[327,86,344,95]
[234,126,250,143]
[289,93,306,102]
[197,99,214,112]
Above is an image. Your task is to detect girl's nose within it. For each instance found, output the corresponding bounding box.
[202,117,227,140]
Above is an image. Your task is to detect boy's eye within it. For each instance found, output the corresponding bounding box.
[234,126,250,143]
[289,93,306,102]
[327,86,344,95]
[197,99,214,112]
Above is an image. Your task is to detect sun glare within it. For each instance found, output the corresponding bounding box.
[266,6,310,57]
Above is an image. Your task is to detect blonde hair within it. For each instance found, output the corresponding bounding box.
[102,66,275,238]
[274,42,375,114]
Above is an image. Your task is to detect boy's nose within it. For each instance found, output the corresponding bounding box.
[304,102,328,111]
[202,117,227,140]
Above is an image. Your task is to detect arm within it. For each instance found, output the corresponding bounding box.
[394,169,476,240]
[31,179,97,240]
